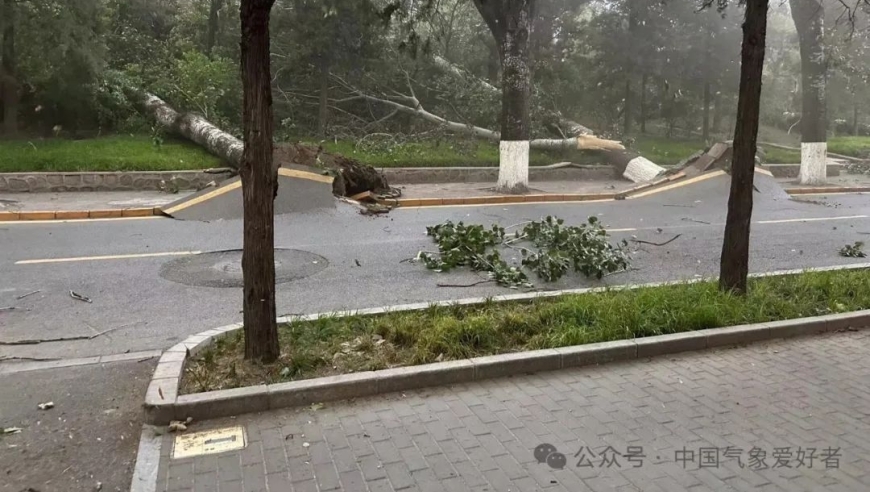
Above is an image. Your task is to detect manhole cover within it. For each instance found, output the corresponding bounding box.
[159,249,328,288]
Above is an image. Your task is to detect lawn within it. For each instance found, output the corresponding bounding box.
[0,135,223,173]
[305,139,576,168]
[181,268,870,394]
[3,133,865,173]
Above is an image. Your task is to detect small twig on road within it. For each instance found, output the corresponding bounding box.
[437,279,495,288]
[0,326,121,346]
[0,306,15,312]
[630,234,682,247]
[137,355,158,363]
[16,290,40,300]
[603,267,641,278]
[0,356,62,362]
[69,290,92,303]
[682,218,711,225]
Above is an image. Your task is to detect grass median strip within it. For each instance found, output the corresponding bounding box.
[181,269,870,394]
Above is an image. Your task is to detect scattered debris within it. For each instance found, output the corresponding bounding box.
[630,234,682,247]
[69,290,92,303]
[2,427,22,435]
[16,290,40,300]
[310,403,324,411]
[94,482,102,491]
[354,259,361,267]
[0,326,120,346]
[0,356,61,362]
[436,279,494,288]
[37,402,54,410]
[303,442,310,448]
[840,242,867,258]
[681,218,711,225]
[663,204,695,208]
[168,417,194,433]
[0,306,15,312]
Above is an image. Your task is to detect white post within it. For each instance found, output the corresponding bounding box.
[798,142,827,185]
[498,140,530,193]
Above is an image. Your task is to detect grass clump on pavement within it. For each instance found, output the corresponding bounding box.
[181,269,870,394]
[0,135,222,172]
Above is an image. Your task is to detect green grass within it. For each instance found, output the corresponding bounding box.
[182,269,870,393]
[829,136,870,159]
[761,146,801,164]
[0,135,223,172]
[305,139,566,168]
[633,136,706,165]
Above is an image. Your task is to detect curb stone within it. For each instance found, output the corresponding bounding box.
[143,269,870,424]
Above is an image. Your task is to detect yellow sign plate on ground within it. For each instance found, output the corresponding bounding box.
[172,426,247,459]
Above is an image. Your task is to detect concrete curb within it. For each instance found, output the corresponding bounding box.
[785,186,870,195]
[144,311,870,424]
[143,264,870,425]
[0,207,160,221]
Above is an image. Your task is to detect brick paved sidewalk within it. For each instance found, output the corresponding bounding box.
[155,330,870,492]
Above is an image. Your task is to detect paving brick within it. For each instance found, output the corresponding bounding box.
[159,330,870,492]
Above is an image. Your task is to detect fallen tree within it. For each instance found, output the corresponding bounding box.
[127,89,390,196]
[328,72,666,183]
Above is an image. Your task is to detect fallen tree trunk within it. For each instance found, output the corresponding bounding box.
[128,90,389,196]
[334,87,664,183]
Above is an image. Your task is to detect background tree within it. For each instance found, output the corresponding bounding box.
[239,0,279,362]
[1,0,18,135]
[789,0,827,185]
[472,0,535,193]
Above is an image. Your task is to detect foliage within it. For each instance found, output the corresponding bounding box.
[181,268,870,391]
[0,136,221,172]
[840,242,867,258]
[417,216,630,288]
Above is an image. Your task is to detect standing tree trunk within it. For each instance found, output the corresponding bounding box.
[317,57,329,139]
[789,0,827,185]
[473,0,535,194]
[240,0,279,362]
[205,0,223,58]
[719,0,768,294]
[1,0,18,136]
[640,73,648,134]
[712,90,723,134]
[622,0,638,137]
[702,81,712,141]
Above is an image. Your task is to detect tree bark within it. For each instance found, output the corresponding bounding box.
[240,0,279,362]
[789,0,827,185]
[317,57,329,139]
[719,0,768,294]
[623,1,638,137]
[640,73,648,134]
[702,81,712,141]
[473,0,535,193]
[205,0,223,58]
[1,0,18,136]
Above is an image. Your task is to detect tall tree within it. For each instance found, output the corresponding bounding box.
[472,0,535,193]
[205,0,223,58]
[719,0,769,294]
[1,0,18,135]
[240,0,279,362]
[789,0,827,185]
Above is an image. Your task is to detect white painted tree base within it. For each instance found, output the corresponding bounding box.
[798,142,827,185]
[623,156,665,183]
[498,141,530,193]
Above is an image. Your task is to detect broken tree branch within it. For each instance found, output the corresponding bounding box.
[0,327,121,346]
[630,234,682,246]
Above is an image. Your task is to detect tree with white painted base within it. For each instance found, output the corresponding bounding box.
[789,0,827,185]
[473,0,535,194]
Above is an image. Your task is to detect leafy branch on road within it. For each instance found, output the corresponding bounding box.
[840,241,867,258]
[416,216,630,288]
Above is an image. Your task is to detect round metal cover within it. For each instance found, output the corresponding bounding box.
[159,249,328,288]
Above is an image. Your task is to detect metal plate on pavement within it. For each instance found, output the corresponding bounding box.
[172,426,247,459]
